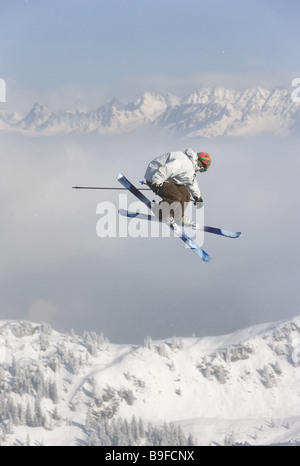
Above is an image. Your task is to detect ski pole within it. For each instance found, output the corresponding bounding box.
[72,185,150,191]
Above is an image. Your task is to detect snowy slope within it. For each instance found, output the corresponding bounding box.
[0,317,300,446]
[0,87,299,137]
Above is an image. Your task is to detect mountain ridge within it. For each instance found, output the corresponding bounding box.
[0,315,299,446]
[0,86,299,138]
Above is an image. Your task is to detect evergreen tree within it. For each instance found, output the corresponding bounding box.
[131,415,139,442]
[34,398,43,427]
[144,336,153,350]
[85,408,93,432]
[25,401,34,427]
[18,403,26,425]
[6,415,14,435]
[138,417,145,439]
[50,381,59,404]
[52,406,60,421]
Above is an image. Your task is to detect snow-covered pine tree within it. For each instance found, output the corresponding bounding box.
[144,336,153,351]
[25,401,34,427]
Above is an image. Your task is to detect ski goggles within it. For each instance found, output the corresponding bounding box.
[197,160,208,172]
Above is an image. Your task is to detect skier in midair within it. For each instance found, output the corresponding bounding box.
[144,148,211,226]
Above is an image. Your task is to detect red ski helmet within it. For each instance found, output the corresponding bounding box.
[197,152,211,171]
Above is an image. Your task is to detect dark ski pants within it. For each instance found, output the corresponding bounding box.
[147,181,190,222]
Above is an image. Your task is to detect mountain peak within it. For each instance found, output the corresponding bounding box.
[17,102,52,130]
[30,102,51,115]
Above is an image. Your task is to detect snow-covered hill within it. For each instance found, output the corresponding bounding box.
[0,316,300,446]
[0,87,299,137]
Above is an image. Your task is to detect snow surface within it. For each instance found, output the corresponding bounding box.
[0,316,300,446]
[0,87,299,137]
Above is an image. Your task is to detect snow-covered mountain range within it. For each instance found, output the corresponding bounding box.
[0,87,299,137]
[0,316,300,446]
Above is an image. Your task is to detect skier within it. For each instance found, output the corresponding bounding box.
[144,148,211,226]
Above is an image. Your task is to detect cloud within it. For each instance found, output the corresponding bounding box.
[2,79,112,114]
[0,124,299,343]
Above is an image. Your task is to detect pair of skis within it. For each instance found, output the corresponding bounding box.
[117,173,241,262]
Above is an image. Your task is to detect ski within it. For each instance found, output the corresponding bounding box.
[117,173,211,262]
[118,209,241,239]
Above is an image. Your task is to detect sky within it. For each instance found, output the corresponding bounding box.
[1,0,299,84]
[1,0,300,108]
[0,0,299,343]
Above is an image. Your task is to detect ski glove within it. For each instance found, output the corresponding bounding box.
[193,197,204,209]
[151,183,163,196]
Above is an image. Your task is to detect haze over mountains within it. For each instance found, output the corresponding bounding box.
[0,87,299,137]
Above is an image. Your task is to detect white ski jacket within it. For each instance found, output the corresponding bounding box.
[144,148,201,199]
